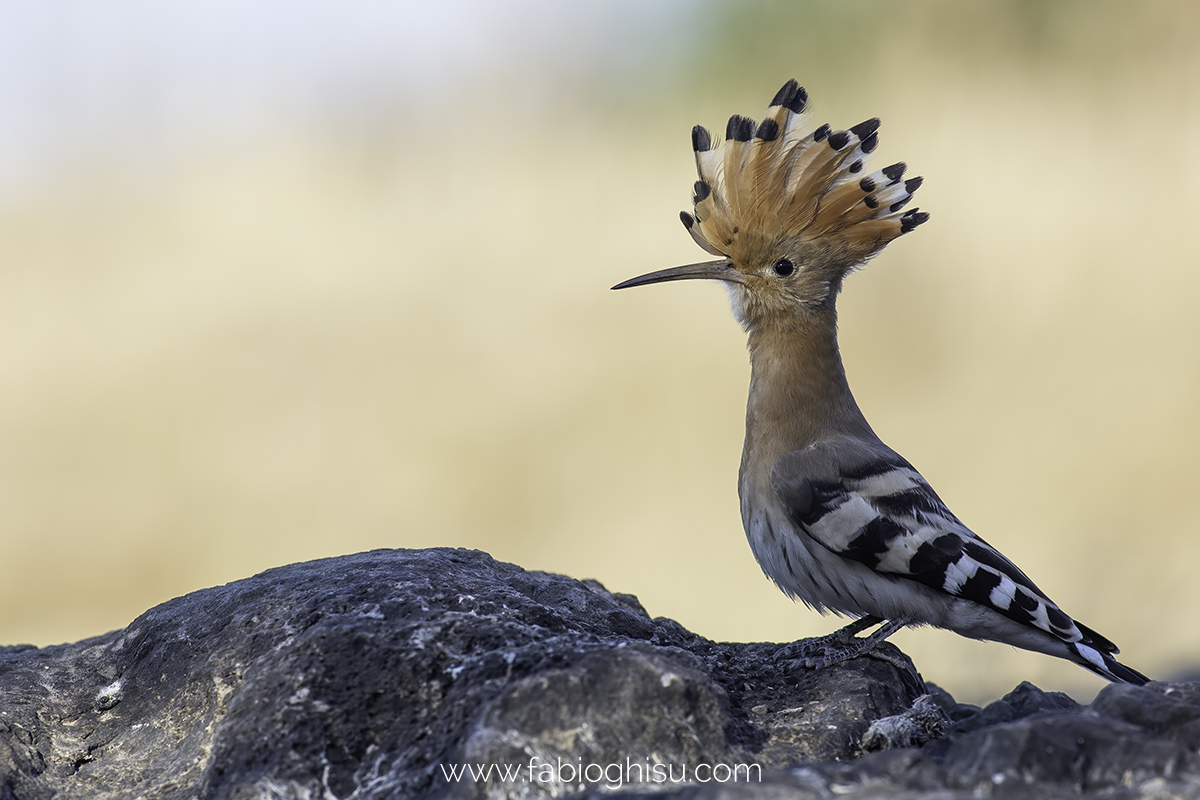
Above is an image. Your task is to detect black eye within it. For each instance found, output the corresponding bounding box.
[772,258,794,277]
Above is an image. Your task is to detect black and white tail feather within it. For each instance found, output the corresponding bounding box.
[770,437,1149,685]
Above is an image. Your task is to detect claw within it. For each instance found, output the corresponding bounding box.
[773,617,909,670]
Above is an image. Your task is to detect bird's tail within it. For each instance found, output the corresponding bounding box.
[1070,623,1150,685]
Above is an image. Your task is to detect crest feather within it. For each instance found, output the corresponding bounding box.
[684,80,928,270]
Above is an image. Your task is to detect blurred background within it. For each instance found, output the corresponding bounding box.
[1,0,1197,704]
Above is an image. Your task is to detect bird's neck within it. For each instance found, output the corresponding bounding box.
[742,306,875,464]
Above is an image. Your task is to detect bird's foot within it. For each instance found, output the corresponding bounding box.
[773,616,911,669]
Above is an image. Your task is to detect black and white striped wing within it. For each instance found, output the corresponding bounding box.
[769,437,1092,647]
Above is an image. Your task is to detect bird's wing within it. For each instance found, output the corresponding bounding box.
[769,435,1103,649]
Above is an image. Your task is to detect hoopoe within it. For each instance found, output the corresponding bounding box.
[613,79,1148,685]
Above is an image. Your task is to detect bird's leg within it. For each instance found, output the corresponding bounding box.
[772,615,882,662]
[772,616,911,669]
[771,616,882,665]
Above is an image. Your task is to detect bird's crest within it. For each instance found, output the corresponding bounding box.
[682,80,928,276]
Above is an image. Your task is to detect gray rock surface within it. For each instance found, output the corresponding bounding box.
[0,547,1195,799]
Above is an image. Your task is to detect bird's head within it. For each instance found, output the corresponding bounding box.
[614,80,929,330]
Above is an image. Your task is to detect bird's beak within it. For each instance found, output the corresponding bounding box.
[611,259,740,290]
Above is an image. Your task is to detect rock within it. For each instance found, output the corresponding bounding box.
[939,712,1193,796]
[0,547,1196,799]
[943,680,1081,736]
[0,548,922,799]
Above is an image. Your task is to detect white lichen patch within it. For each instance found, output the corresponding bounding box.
[95,679,123,711]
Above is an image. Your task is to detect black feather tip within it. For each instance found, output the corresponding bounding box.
[770,79,808,114]
[827,130,851,151]
[860,131,878,153]
[680,211,695,229]
[881,162,907,183]
[813,123,831,142]
[692,125,711,153]
[755,118,779,142]
[726,115,755,142]
[849,118,881,140]
[900,209,929,233]
[693,181,711,204]
[859,176,877,192]
[904,176,923,193]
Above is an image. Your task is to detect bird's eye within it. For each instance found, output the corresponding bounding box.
[772,259,794,277]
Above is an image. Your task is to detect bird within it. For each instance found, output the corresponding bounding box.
[612,79,1148,685]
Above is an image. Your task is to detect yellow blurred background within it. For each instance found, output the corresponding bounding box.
[2,1,1198,704]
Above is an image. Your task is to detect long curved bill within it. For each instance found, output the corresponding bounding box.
[611,259,740,290]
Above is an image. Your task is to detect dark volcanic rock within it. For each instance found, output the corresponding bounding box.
[0,548,921,799]
[0,547,1196,799]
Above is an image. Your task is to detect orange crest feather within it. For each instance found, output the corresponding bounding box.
[682,80,928,272]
